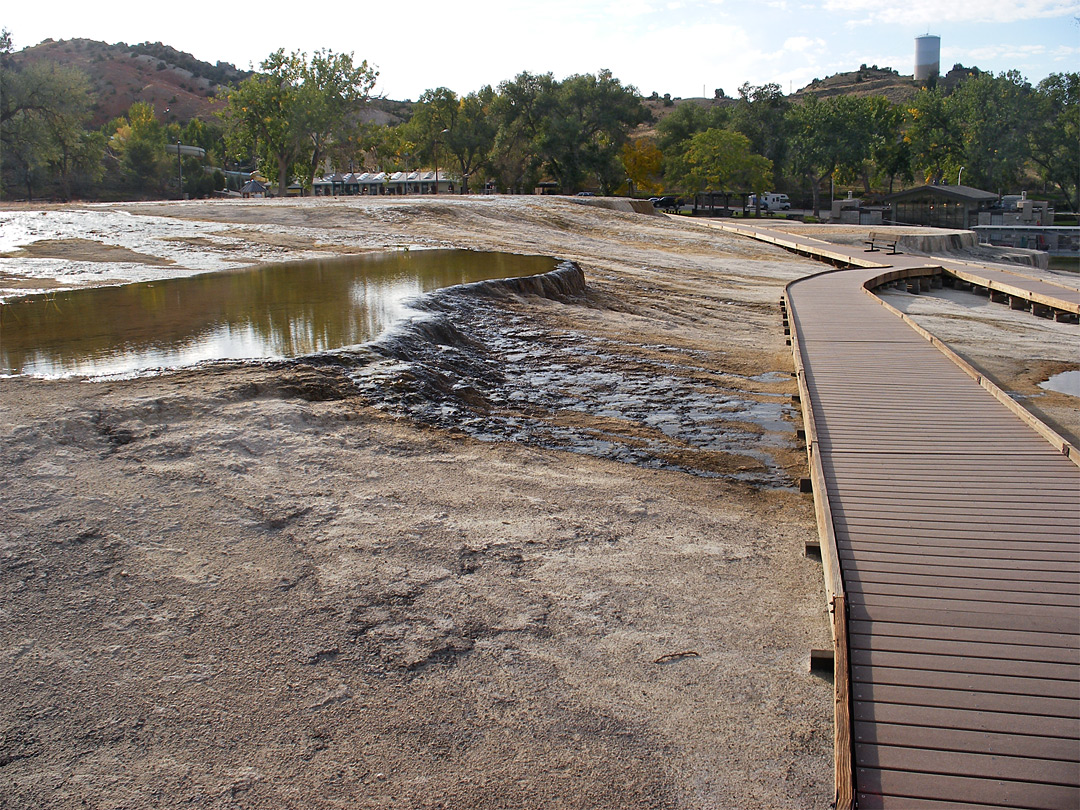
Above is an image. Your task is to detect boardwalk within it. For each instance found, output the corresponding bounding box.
[708,220,1080,808]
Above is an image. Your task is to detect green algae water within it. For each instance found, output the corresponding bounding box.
[1,249,556,378]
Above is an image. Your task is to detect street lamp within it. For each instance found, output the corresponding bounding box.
[433,128,448,195]
[176,140,183,200]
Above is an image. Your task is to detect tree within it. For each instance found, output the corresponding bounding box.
[1029,72,1079,212]
[950,70,1034,193]
[545,70,649,193]
[404,85,497,193]
[655,102,729,156]
[864,96,911,194]
[491,70,647,194]
[2,48,102,200]
[621,136,663,195]
[788,95,874,216]
[731,83,791,181]
[295,49,377,189]
[905,87,961,184]
[106,101,171,194]
[445,88,496,193]
[225,49,376,195]
[906,71,1037,192]
[667,128,771,194]
[224,49,305,195]
[491,71,557,192]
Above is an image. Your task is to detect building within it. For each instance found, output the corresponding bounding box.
[239,179,268,199]
[312,170,452,196]
[884,184,998,229]
[915,34,941,82]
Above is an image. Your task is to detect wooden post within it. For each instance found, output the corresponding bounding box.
[833,594,855,810]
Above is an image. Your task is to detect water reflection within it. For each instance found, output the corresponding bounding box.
[0,249,556,377]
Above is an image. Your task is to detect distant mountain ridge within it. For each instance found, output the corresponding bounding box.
[15,38,240,126]
[13,37,977,132]
[13,37,411,129]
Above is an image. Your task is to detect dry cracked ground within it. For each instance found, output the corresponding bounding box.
[1,196,1075,809]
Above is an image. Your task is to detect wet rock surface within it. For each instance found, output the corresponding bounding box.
[348,265,799,486]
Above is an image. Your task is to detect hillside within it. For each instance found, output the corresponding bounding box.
[792,65,918,104]
[792,64,982,105]
[14,38,412,129]
[15,38,239,127]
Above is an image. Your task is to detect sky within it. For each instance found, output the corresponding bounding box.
[5,0,1078,100]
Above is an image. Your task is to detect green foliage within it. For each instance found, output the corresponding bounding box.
[788,95,876,214]
[906,71,1044,192]
[397,85,497,190]
[951,71,1033,192]
[621,137,663,195]
[490,69,647,193]
[731,83,790,180]
[224,48,377,194]
[1,53,103,199]
[224,49,305,194]
[1029,73,1079,212]
[655,103,730,156]
[106,101,171,193]
[667,128,771,193]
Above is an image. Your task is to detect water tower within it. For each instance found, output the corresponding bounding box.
[915,34,941,81]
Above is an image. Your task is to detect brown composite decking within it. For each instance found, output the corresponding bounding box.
[699,219,1080,808]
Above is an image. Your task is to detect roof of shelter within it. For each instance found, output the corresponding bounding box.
[884,185,999,203]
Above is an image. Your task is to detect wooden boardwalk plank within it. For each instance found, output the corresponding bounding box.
[854,721,1080,761]
[773,226,1080,808]
[855,768,1079,810]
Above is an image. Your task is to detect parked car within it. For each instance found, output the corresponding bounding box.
[652,196,680,210]
[575,191,595,196]
[746,193,791,211]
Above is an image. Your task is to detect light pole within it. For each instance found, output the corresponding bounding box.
[176,140,183,200]
[433,128,448,194]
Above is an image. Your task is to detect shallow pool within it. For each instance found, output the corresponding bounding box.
[1,250,556,378]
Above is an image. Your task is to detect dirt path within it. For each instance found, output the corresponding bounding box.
[0,197,853,808]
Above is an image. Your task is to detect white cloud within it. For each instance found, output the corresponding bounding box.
[782,36,827,52]
[824,0,1078,25]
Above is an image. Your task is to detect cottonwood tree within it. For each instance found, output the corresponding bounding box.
[621,136,663,195]
[731,83,790,181]
[296,49,377,189]
[546,70,649,193]
[667,128,772,194]
[905,87,961,184]
[225,49,305,195]
[490,71,557,192]
[788,95,874,216]
[225,48,376,195]
[491,70,647,193]
[1029,72,1079,212]
[950,71,1034,193]
[1,31,102,199]
[106,101,171,194]
[405,85,497,193]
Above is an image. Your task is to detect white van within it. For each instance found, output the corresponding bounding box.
[747,193,791,211]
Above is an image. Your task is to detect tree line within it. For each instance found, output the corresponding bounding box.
[2,32,1077,213]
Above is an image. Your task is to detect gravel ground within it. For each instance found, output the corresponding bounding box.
[1,196,834,810]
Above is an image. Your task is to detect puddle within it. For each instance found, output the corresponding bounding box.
[0,250,556,377]
[1039,370,1080,398]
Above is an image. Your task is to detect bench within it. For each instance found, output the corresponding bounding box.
[864,239,903,255]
